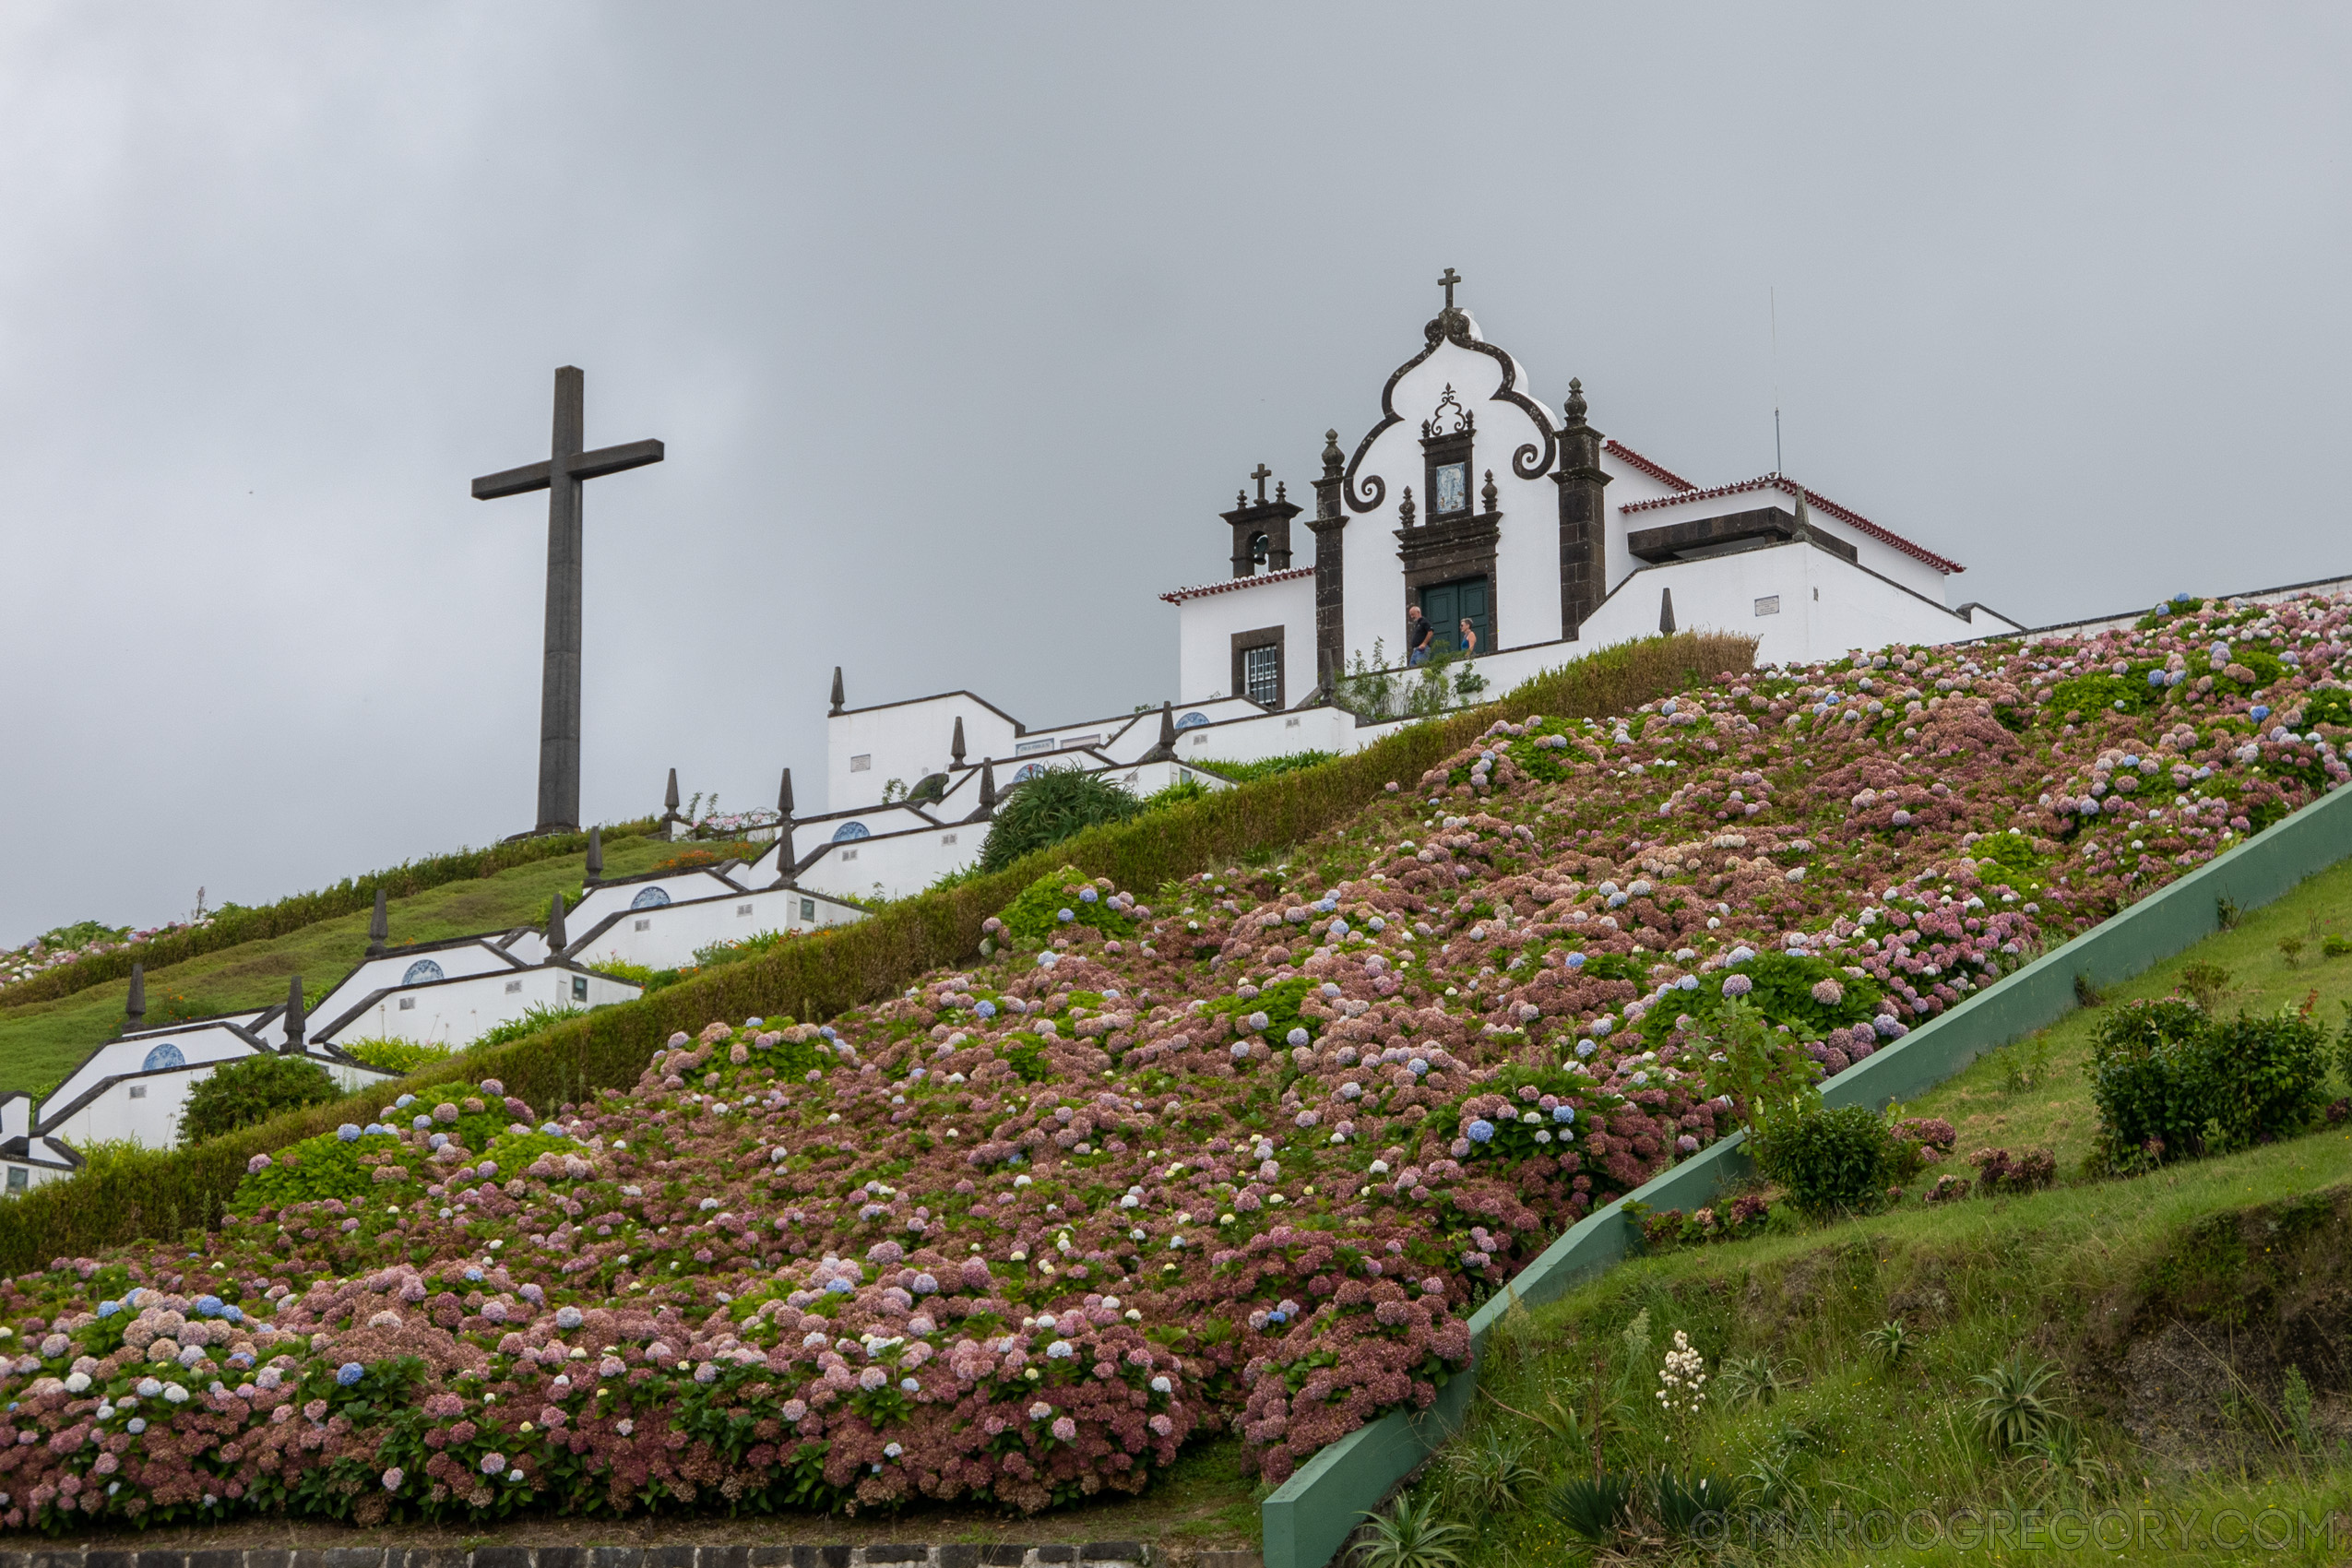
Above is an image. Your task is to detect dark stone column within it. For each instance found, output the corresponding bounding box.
[1551,379,1610,640]
[1308,430,1348,694]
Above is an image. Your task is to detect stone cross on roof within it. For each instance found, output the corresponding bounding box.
[472,367,665,837]
[1438,267,1462,309]
[1250,463,1273,503]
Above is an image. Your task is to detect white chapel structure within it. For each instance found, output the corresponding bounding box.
[780,275,2018,900]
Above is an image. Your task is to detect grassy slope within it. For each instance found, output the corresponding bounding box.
[1411,863,2352,1566]
[0,833,707,1097]
[1904,854,2352,1172]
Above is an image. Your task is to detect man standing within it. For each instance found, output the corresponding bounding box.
[1407,601,1435,666]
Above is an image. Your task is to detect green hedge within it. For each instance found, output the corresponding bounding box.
[0,635,1752,1275]
[0,820,659,1013]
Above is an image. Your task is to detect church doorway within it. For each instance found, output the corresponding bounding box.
[1419,576,1490,656]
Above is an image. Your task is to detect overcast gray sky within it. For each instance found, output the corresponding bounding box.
[3,3,2347,945]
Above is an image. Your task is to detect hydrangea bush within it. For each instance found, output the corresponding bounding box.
[0,592,2347,1527]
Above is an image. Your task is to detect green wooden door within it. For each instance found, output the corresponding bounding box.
[1421,576,1491,655]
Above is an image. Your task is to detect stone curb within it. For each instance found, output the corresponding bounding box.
[0,1549,1158,1568]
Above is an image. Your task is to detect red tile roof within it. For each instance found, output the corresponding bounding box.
[1159,565,1317,604]
[1604,440,1697,493]
[1620,474,1965,576]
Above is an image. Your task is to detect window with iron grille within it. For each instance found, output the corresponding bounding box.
[1244,645,1280,707]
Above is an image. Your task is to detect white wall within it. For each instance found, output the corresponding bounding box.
[312,966,640,1049]
[1574,541,1983,668]
[570,867,749,935]
[42,1021,257,1126]
[1173,571,1316,704]
[570,885,862,971]
[308,940,523,1036]
[825,693,1024,813]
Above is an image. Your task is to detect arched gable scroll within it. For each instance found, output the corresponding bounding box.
[1345,307,1558,515]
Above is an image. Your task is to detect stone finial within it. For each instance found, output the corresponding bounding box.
[1659,586,1677,636]
[664,767,681,813]
[1564,378,1588,426]
[829,666,846,716]
[282,975,306,1054]
[1321,430,1343,478]
[951,717,967,768]
[773,772,798,889]
[1139,700,1178,764]
[1481,469,1499,514]
[1400,485,1416,528]
[973,757,998,821]
[545,892,569,963]
[125,963,146,1032]
[366,887,389,956]
[585,826,604,884]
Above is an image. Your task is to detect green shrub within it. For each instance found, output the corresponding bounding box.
[336,1037,454,1075]
[1192,751,1336,785]
[994,866,1137,946]
[177,1055,341,1144]
[1755,1104,1895,1218]
[2091,998,2328,1165]
[978,766,1148,873]
[690,930,793,970]
[466,1004,587,1052]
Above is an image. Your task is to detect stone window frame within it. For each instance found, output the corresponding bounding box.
[1230,625,1287,710]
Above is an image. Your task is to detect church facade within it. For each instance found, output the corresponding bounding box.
[786,278,2017,901]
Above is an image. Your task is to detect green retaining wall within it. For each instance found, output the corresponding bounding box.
[1260,779,2352,1568]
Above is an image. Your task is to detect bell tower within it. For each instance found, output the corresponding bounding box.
[1220,464,1302,577]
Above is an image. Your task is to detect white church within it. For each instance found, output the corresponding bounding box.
[782,274,2022,899]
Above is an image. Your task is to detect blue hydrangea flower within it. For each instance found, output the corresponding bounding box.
[428,1133,449,1150]
[96,1301,120,1318]
[464,1267,485,1283]
[1229,1042,1252,1061]
[825,1277,854,1294]
[337,1363,364,1387]
[1408,1059,1429,1075]
[2251,705,2272,722]
[1315,897,1337,913]
[1078,887,1099,903]
[1265,1308,1289,1325]
[337,1124,361,1143]
[411,1115,432,1131]
[195,1295,223,1317]
[1286,1028,1310,1047]
[1056,909,1075,923]
[1552,1105,1575,1123]
[820,1026,838,1039]
[976,1000,997,1018]
[1467,1120,1495,1144]
[1564,952,1586,969]
[1576,1040,1598,1058]
[540,1123,562,1136]
[2147,670,2166,687]
[395,1094,415,1110]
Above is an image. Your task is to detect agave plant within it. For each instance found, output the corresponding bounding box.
[1352,1492,1472,1568]
[1440,1428,1548,1512]
[1654,1467,1747,1536]
[1716,1351,1794,1409]
[1970,1352,2067,1452]
[1548,1472,1636,1544]
[1862,1318,1913,1367]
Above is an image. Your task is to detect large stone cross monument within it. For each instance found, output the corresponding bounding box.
[472,367,664,835]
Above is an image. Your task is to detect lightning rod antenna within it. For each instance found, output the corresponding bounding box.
[1771,285,1783,476]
